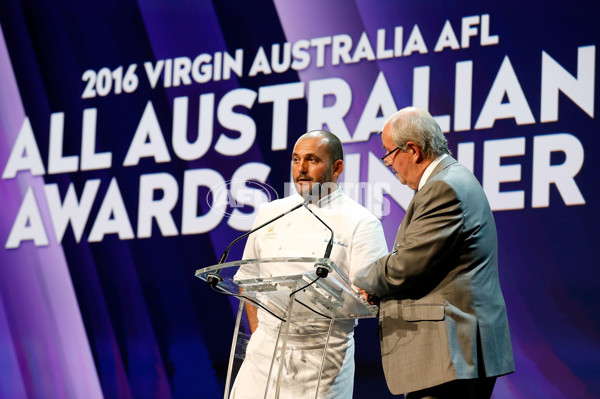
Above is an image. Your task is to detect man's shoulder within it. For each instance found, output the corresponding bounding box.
[427,162,487,205]
[335,191,381,222]
[430,158,478,186]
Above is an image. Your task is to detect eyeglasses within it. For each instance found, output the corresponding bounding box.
[380,147,400,167]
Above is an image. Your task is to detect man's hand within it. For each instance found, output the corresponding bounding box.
[356,287,380,306]
[239,287,259,333]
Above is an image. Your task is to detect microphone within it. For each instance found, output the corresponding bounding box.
[301,188,335,278]
[206,182,322,288]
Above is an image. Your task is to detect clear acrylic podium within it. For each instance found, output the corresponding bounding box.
[195,257,378,399]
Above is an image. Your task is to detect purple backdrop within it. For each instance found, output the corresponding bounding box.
[1,1,599,398]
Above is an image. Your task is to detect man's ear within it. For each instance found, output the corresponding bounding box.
[406,141,424,163]
[332,159,344,179]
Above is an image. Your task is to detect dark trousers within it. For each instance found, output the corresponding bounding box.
[405,377,497,399]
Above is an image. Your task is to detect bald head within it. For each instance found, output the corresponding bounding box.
[296,130,343,165]
[292,130,344,197]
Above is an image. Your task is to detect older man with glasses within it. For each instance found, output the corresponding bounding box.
[355,106,514,399]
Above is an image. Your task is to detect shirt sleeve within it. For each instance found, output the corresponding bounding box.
[233,205,265,280]
[348,214,389,283]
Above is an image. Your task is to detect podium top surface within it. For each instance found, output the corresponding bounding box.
[195,257,377,320]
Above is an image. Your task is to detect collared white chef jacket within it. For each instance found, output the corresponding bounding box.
[231,187,388,398]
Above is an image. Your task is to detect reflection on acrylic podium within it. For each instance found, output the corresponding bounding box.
[195,257,377,399]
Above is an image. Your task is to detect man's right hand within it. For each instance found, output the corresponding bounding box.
[357,287,380,306]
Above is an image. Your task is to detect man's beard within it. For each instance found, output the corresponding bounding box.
[295,167,333,199]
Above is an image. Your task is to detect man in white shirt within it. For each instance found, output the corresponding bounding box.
[230,130,388,398]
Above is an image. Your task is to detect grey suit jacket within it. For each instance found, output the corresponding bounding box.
[354,156,514,394]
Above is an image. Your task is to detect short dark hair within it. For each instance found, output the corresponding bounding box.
[298,130,343,164]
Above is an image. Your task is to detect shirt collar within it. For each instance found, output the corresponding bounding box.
[292,185,342,207]
[315,185,342,207]
[418,154,447,191]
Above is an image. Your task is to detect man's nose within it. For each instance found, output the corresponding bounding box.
[297,160,308,173]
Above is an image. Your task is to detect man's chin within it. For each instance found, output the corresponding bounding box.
[295,181,313,198]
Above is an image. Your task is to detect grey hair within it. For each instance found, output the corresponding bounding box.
[387,107,450,159]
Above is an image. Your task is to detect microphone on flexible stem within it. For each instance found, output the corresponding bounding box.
[206,182,323,288]
[301,185,335,278]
